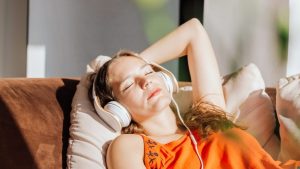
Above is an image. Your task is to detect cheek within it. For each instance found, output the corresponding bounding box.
[154,75,169,93]
[118,90,144,111]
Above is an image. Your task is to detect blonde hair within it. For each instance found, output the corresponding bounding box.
[183,101,242,138]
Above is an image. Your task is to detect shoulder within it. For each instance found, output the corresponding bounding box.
[106,134,145,169]
[112,134,143,146]
[108,134,144,155]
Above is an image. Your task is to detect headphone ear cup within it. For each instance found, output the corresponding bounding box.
[104,101,131,127]
[157,71,174,94]
[93,79,131,131]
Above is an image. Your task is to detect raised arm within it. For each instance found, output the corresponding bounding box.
[140,18,226,110]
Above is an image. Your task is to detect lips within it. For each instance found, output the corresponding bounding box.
[147,88,161,100]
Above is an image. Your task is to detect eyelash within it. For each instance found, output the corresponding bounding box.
[145,70,154,75]
[123,83,133,91]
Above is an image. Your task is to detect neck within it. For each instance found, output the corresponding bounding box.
[140,106,182,136]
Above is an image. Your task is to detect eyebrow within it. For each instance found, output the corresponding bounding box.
[120,63,150,86]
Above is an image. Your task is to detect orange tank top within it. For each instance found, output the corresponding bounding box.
[141,128,300,169]
[141,132,200,169]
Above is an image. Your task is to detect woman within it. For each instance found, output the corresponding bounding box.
[90,18,299,169]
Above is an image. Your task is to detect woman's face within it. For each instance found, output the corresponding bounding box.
[108,56,172,123]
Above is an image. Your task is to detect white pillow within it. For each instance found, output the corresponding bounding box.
[67,58,278,168]
[222,63,265,121]
[67,56,118,169]
[223,64,279,159]
[276,74,300,161]
[237,89,279,159]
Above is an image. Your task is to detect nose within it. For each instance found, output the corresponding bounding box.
[139,76,152,90]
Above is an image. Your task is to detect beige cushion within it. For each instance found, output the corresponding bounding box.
[222,63,265,120]
[67,56,118,169]
[276,74,300,161]
[224,64,278,159]
[67,58,278,168]
[238,89,279,158]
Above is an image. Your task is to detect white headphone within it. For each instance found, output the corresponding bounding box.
[92,62,179,132]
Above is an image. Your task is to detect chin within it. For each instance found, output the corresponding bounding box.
[150,95,172,112]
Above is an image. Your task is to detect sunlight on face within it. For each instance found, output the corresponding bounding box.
[108,56,172,123]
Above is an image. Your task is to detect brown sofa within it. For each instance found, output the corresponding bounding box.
[0,78,278,169]
[0,78,79,169]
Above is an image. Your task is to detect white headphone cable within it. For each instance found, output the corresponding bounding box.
[171,97,204,169]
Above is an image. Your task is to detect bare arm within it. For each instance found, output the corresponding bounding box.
[140,18,226,109]
[106,134,145,169]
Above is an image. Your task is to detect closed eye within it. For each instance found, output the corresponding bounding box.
[145,70,154,75]
[121,64,153,92]
[123,83,133,91]
[144,65,154,75]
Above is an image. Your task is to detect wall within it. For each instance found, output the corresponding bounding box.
[28,0,179,77]
[287,0,300,76]
[0,0,27,77]
[204,0,289,86]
